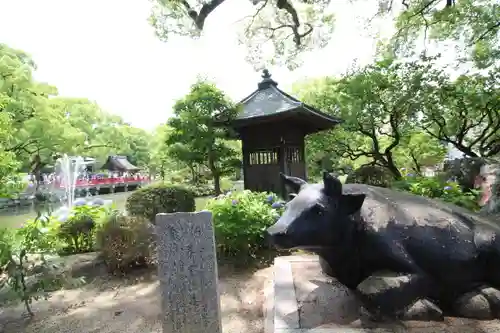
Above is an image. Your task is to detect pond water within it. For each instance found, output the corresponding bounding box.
[0,192,132,229]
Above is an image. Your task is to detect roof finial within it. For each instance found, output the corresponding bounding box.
[258,68,278,90]
[262,69,271,79]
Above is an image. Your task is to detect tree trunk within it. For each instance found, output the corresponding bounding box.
[188,165,197,184]
[208,153,221,195]
[213,173,221,196]
[410,152,422,175]
[383,154,402,180]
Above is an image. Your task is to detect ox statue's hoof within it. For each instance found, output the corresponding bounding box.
[453,286,500,319]
[403,299,443,321]
[356,272,444,321]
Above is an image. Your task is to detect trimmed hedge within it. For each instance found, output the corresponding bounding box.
[126,183,196,222]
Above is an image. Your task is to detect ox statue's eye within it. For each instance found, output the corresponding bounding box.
[313,204,326,216]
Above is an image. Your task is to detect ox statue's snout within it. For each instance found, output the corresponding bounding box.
[266,222,293,250]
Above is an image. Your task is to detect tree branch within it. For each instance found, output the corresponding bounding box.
[179,0,227,31]
[468,21,500,47]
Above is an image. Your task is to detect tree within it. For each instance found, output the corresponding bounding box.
[296,58,443,179]
[148,0,498,68]
[120,126,152,167]
[149,124,177,179]
[0,44,78,187]
[166,80,240,195]
[386,0,499,68]
[0,43,156,194]
[393,131,447,174]
[420,65,500,158]
[0,105,22,197]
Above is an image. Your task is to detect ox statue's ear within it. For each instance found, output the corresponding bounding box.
[323,171,342,197]
[340,194,365,215]
[280,173,307,193]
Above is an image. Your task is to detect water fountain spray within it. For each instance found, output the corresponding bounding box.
[55,154,85,209]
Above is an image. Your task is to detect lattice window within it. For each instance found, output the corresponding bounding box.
[286,147,302,163]
[249,149,279,165]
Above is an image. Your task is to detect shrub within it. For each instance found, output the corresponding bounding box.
[205,190,284,261]
[183,178,234,197]
[95,211,156,273]
[393,174,480,211]
[126,183,196,222]
[57,205,105,254]
[17,216,62,254]
[1,219,75,316]
[345,165,394,188]
[185,183,214,197]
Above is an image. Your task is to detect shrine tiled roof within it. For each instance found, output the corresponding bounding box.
[235,70,341,127]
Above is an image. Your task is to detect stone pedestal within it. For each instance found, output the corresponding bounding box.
[265,255,500,333]
[155,211,222,333]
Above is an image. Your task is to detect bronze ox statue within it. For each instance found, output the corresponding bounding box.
[266,172,500,320]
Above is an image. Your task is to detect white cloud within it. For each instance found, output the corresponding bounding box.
[0,0,386,130]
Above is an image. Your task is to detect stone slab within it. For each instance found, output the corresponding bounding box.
[272,255,500,333]
[155,211,222,333]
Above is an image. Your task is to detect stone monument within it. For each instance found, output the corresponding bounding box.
[155,212,222,333]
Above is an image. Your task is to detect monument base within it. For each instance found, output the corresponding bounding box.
[264,255,500,333]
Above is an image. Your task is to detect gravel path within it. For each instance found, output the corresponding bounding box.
[0,264,273,333]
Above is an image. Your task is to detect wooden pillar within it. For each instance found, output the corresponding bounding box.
[279,136,287,199]
[241,139,249,191]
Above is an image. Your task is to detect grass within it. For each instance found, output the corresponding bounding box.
[195,196,211,211]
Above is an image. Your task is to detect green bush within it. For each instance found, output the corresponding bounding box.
[126,183,196,222]
[17,216,62,254]
[185,183,214,197]
[393,174,480,211]
[346,165,394,188]
[184,178,234,197]
[95,211,156,273]
[57,205,104,254]
[1,218,75,316]
[205,190,284,261]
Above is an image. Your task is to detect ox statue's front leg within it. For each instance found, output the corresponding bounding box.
[356,271,443,321]
[355,240,439,321]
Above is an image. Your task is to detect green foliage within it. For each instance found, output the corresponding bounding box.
[148,0,335,70]
[166,80,241,195]
[393,173,480,211]
[0,216,76,316]
[126,183,196,222]
[0,43,154,195]
[295,58,448,179]
[205,191,284,261]
[149,0,498,70]
[95,211,156,273]
[346,165,395,188]
[389,0,499,68]
[419,66,500,158]
[16,217,60,254]
[149,124,179,179]
[57,205,104,255]
[185,183,214,197]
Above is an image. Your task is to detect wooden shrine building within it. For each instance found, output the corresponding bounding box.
[226,69,341,198]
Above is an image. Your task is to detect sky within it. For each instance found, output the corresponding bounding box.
[0,0,391,130]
